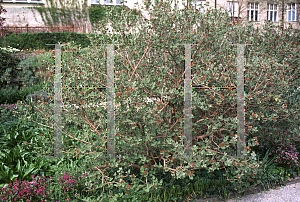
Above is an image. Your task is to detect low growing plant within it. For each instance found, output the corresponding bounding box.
[0,173,82,201]
[0,83,45,104]
[267,140,299,170]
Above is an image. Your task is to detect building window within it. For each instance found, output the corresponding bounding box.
[227,1,241,21]
[91,0,99,4]
[248,2,259,21]
[267,4,278,22]
[2,0,43,3]
[91,0,124,5]
[193,0,206,13]
[104,0,123,4]
[287,3,297,22]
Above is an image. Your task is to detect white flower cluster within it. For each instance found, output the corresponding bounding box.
[0,46,22,53]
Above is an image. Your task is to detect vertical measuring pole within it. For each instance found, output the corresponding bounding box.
[174,43,199,161]
[236,44,246,159]
[99,43,120,160]
[229,43,252,159]
[53,44,63,159]
[107,44,116,159]
[46,43,68,159]
[184,44,193,159]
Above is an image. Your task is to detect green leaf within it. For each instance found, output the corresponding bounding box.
[17,159,21,172]
[23,164,39,179]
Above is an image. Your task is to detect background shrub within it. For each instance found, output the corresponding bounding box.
[15,52,54,89]
[4,32,91,51]
[88,4,143,27]
[0,48,21,89]
[0,83,44,105]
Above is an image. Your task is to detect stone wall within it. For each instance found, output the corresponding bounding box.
[1,6,90,33]
[3,7,45,27]
[1,1,298,36]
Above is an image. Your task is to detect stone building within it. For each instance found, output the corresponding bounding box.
[0,0,299,35]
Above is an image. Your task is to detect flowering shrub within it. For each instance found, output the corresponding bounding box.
[12,0,299,200]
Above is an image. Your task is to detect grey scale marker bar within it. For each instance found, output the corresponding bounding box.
[102,44,122,160]
[230,43,252,159]
[45,43,65,159]
[175,44,199,160]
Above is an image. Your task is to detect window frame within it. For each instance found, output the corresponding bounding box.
[247,2,259,22]
[287,3,297,22]
[91,0,124,5]
[227,1,240,18]
[267,3,278,22]
[2,0,43,3]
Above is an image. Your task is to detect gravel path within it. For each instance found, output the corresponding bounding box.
[190,175,300,202]
[226,181,300,202]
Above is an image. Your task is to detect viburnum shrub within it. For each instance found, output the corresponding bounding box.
[15,0,299,199]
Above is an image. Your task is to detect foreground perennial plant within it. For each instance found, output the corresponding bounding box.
[0,172,86,201]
